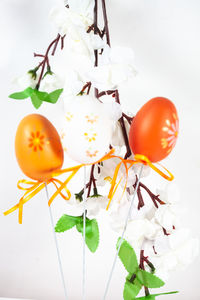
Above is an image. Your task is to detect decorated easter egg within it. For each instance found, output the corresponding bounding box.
[15,114,64,181]
[129,97,179,162]
[63,95,115,164]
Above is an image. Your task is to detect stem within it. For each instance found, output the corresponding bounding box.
[129,273,136,283]
[87,165,96,197]
[51,34,61,56]
[98,90,116,97]
[94,0,99,98]
[115,90,132,159]
[101,0,111,46]
[35,34,65,89]
[139,182,165,207]
[122,113,133,125]
[80,82,92,95]
[139,250,150,296]
[163,227,170,236]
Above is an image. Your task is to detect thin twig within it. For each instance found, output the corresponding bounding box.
[139,250,150,296]
[33,34,65,89]
[101,0,111,46]
[115,90,132,159]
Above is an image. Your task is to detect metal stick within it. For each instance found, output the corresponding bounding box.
[45,183,68,300]
[102,165,144,300]
[82,166,87,300]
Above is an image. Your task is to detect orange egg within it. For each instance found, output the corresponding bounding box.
[15,114,64,181]
[129,97,179,162]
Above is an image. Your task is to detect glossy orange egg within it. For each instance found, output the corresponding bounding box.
[129,97,179,162]
[15,114,64,181]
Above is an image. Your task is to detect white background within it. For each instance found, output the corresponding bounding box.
[0,0,200,299]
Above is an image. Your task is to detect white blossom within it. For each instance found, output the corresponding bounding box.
[156,182,180,204]
[50,2,94,35]
[132,163,151,178]
[12,72,37,90]
[111,119,130,147]
[124,219,160,249]
[40,73,64,93]
[87,46,137,90]
[154,204,181,233]
[85,195,108,218]
[150,229,199,279]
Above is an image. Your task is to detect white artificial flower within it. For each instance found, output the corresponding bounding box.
[85,195,108,218]
[154,204,181,233]
[94,157,116,186]
[12,72,37,90]
[68,0,94,22]
[132,163,151,178]
[156,182,180,204]
[63,194,85,216]
[91,34,107,50]
[62,69,86,98]
[169,229,199,266]
[87,46,137,90]
[103,102,122,122]
[124,219,160,249]
[40,73,64,93]
[50,2,93,35]
[126,168,137,188]
[95,155,135,190]
[150,229,199,280]
[111,119,130,147]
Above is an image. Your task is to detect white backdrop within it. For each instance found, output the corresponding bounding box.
[0,0,200,299]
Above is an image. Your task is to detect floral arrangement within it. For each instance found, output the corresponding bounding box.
[4,0,198,299]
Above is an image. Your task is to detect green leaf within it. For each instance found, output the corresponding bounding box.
[134,296,155,300]
[123,277,142,300]
[30,92,43,109]
[136,269,165,288]
[135,291,178,299]
[43,89,63,104]
[30,89,49,109]
[55,214,82,233]
[34,89,49,99]
[9,87,34,100]
[117,238,138,274]
[76,217,99,253]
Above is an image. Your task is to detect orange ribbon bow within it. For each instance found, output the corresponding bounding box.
[3,178,71,224]
[4,149,174,224]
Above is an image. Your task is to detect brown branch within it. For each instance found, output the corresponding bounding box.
[153,245,157,255]
[79,82,92,95]
[122,113,134,125]
[34,34,65,90]
[93,0,99,98]
[61,34,66,50]
[139,182,165,208]
[51,34,61,56]
[115,90,132,159]
[139,250,150,296]
[163,227,170,236]
[97,90,116,98]
[87,165,96,197]
[101,0,111,46]
[87,24,105,38]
